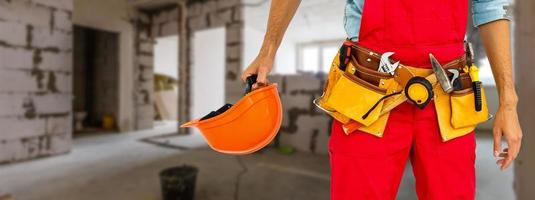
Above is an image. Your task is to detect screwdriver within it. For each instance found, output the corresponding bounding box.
[464,42,482,112]
[469,65,482,112]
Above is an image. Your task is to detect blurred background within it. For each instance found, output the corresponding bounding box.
[0,0,533,199]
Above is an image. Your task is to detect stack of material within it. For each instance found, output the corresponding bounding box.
[154,74,178,120]
[154,90,178,120]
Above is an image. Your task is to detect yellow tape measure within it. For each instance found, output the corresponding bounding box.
[405,77,434,109]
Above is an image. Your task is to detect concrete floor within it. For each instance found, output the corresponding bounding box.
[0,122,514,200]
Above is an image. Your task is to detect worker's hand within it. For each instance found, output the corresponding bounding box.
[241,54,274,89]
[492,104,523,170]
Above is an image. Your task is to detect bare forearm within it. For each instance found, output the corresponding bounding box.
[241,0,301,84]
[479,19,518,107]
[259,0,302,59]
[481,20,522,170]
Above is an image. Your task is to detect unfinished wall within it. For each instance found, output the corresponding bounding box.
[0,0,73,163]
[135,11,155,129]
[270,74,331,155]
[514,0,535,199]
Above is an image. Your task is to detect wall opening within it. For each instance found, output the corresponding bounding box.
[153,35,179,129]
[73,25,120,134]
[191,27,226,135]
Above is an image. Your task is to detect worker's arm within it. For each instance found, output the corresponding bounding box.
[241,0,302,87]
[479,19,522,170]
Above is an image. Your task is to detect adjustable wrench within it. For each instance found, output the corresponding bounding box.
[379,52,400,75]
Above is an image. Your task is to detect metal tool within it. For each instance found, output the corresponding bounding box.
[447,69,463,91]
[379,52,399,75]
[465,42,474,66]
[429,54,453,93]
[465,42,483,112]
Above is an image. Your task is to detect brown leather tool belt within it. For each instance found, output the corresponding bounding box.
[315,42,489,140]
[348,45,472,90]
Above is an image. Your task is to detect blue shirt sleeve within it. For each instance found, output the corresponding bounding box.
[344,0,364,40]
[472,0,512,27]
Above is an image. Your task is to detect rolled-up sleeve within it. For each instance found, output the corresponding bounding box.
[472,0,512,27]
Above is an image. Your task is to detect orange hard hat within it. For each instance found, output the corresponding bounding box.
[180,75,283,155]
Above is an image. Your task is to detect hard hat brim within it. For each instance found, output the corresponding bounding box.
[181,84,283,155]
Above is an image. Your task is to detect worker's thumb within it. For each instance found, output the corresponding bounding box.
[493,128,502,157]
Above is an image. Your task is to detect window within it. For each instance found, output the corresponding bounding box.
[302,47,319,72]
[297,40,343,73]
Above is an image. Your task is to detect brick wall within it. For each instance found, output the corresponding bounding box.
[268,74,331,155]
[134,5,185,130]
[0,0,73,163]
[134,11,155,130]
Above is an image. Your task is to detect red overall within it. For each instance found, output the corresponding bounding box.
[329,0,476,199]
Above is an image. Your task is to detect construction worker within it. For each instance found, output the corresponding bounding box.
[241,0,522,199]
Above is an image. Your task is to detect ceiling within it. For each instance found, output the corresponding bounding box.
[244,0,347,43]
[128,0,348,42]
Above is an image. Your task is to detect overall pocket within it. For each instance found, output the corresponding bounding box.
[450,87,489,129]
[324,72,387,126]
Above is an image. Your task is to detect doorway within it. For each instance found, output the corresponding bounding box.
[153,35,179,126]
[191,27,226,134]
[73,26,120,134]
[139,27,225,149]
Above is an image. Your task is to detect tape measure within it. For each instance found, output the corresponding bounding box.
[404,77,433,109]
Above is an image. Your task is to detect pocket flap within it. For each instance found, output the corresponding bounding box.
[324,72,387,126]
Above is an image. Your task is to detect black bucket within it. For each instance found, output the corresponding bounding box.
[160,165,198,200]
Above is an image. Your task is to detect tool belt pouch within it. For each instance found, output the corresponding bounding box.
[323,71,387,127]
[316,53,352,123]
[450,87,489,129]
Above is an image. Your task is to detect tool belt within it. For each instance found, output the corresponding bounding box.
[315,43,490,141]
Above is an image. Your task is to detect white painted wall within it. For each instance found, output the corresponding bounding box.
[73,0,137,131]
[191,28,226,133]
[242,26,263,71]
[154,35,179,79]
